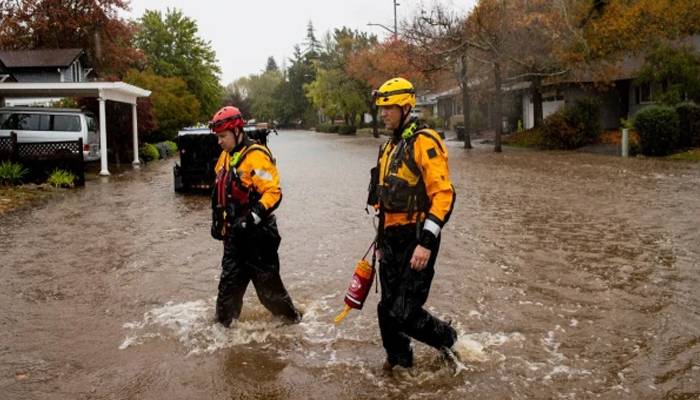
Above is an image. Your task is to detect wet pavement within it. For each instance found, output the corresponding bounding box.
[1,130,699,399]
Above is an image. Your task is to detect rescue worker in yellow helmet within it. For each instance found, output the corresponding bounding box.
[368,77,458,370]
[209,106,301,327]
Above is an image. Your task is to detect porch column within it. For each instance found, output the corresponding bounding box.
[98,96,109,176]
[132,103,140,165]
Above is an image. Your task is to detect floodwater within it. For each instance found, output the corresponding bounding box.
[1,130,699,399]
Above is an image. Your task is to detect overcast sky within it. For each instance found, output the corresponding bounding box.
[126,0,476,86]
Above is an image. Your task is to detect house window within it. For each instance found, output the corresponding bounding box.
[636,83,652,104]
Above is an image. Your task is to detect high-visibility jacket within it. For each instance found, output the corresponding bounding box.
[213,142,281,223]
[374,121,455,232]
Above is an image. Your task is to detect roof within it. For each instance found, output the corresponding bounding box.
[0,48,85,68]
[435,86,461,100]
[0,82,151,105]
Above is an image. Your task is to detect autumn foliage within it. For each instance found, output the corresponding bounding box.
[0,0,142,78]
[346,38,425,90]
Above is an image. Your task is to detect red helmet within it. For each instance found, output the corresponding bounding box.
[209,106,245,133]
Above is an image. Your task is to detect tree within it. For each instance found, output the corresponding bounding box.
[558,0,700,77]
[0,0,142,78]
[305,27,377,127]
[274,44,317,127]
[405,4,475,147]
[236,70,283,123]
[222,82,252,119]
[347,38,425,136]
[305,68,366,126]
[265,56,279,72]
[304,21,322,58]
[134,8,223,119]
[123,69,200,141]
[637,43,700,104]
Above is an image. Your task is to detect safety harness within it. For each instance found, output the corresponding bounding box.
[376,120,444,220]
[212,143,275,238]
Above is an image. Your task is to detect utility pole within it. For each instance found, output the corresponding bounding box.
[368,0,400,38]
[393,0,399,39]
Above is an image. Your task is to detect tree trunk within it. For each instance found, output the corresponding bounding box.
[493,62,503,153]
[532,76,543,128]
[460,52,473,149]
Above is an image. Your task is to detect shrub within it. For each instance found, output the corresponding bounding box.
[538,98,601,149]
[634,105,680,156]
[338,125,357,135]
[539,110,581,149]
[154,142,169,159]
[423,115,445,129]
[164,140,178,156]
[0,161,28,186]
[46,169,76,188]
[328,124,340,133]
[139,143,160,162]
[674,102,700,148]
[566,98,601,144]
[315,123,332,133]
[503,128,543,148]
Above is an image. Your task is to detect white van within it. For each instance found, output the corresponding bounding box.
[0,107,100,161]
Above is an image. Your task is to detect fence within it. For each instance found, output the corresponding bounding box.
[0,132,85,186]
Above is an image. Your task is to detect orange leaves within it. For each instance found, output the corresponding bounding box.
[346,39,425,89]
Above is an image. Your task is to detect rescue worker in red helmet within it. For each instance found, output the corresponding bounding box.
[209,106,301,327]
[368,78,458,370]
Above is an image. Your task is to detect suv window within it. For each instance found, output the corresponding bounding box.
[53,115,81,132]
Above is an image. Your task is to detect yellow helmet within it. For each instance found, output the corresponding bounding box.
[373,77,416,108]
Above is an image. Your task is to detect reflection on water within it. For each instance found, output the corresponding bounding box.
[1,131,698,399]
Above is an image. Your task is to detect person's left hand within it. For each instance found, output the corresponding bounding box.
[410,244,431,271]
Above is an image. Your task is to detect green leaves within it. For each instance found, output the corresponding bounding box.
[0,161,28,186]
[134,8,223,119]
[124,69,200,140]
[305,68,367,124]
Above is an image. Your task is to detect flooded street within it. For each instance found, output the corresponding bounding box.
[1,130,699,399]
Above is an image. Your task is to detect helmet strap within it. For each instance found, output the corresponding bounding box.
[234,127,245,145]
[394,105,413,138]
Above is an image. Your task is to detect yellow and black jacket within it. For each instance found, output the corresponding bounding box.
[371,120,455,248]
[211,140,281,239]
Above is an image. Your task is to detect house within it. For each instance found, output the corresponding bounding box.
[0,48,94,83]
[0,58,17,83]
[433,34,700,134]
[0,48,151,176]
[518,34,700,130]
[415,90,439,117]
[436,85,506,132]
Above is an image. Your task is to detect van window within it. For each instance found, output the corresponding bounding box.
[0,113,8,128]
[53,115,81,132]
[86,115,96,132]
[1,113,51,130]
